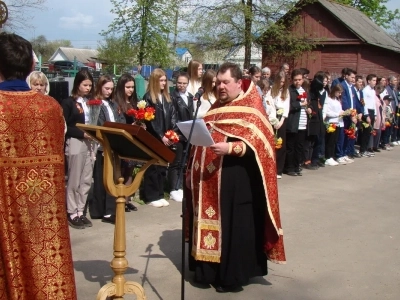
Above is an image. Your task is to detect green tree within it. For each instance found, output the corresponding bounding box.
[30,35,73,61]
[97,35,137,74]
[3,0,47,31]
[103,0,176,67]
[185,0,298,69]
[334,0,399,29]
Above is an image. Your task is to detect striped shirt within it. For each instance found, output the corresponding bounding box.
[297,87,307,130]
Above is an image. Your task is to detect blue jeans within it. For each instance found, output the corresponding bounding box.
[335,127,345,158]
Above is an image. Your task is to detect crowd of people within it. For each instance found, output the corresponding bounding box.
[247,65,399,178]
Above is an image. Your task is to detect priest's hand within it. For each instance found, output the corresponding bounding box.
[210,142,229,156]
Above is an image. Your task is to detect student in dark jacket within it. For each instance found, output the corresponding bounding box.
[61,70,94,229]
[305,75,326,169]
[285,69,310,176]
[169,72,194,202]
[142,69,177,207]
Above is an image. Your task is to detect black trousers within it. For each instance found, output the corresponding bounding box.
[142,165,167,202]
[304,135,316,163]
[275,119,287,175]
[168,141,186,191]
[285,130,306,173]
[325,128,339,159]
[360,110,374,152]
[89,151,116,218]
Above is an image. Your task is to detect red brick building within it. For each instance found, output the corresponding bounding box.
[260,0,400,79]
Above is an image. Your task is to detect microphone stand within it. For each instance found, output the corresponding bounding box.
[175,99,202,300]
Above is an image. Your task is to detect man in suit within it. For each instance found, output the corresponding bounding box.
[331,68,349,88]
[338,69,361,163]
[169,72,194,202]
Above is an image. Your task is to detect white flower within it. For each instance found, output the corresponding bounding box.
[137,100,147,109]
[277,108,284,115]
[269,118,279,126]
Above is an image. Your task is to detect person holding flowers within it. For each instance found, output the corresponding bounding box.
[322,84,344,166]
[381,95,394,150]
[62,70,95,229]
[170,72,194,202]
[285,69,309,176]
[142,69,177,207]
[88,75,132,225]
[372,84,385,152]
[360,74,377,157]
[268,71,289,178]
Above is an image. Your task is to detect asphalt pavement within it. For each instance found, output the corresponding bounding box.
[70,148,400,300]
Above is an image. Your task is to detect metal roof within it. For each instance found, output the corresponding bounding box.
[55,47,99,63]
[318,0,400,53]
[175,47,189,57]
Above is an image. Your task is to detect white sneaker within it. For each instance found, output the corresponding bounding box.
[148,200,164,208]
[344,156,354,163]
[394,141,400,146]
[170,190,183,202]
[159,199,170,206]
[277,175,282,179]
[325,158,339,166]
[336,157,347,165]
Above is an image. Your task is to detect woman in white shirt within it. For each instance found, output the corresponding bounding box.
[196,69,216,119]
[187,60,203,95]
[270,71,290,178]
[322,84,344,166]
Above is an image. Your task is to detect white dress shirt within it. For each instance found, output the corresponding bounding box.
[362,85,376,115]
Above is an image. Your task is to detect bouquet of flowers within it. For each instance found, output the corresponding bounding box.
[165,130,179,144]
[361,122,370,128]
[341,108,357,118]
[326,123,337,133]
[276,108,284,116]
[275,136,283,149]
[344,123,357,139]
[385,120,391,128]
[86,99,102,125]
[126,100,156,125]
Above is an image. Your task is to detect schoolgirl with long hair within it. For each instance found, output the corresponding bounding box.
[114,73,139,124]
[187,60,203,95]
[322,84,344,166]
[62,70,95,229]
[142,68,177,207]
[197,69,217,119]
[269,71,290,178]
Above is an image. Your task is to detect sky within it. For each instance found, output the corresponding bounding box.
[12,0,400,50]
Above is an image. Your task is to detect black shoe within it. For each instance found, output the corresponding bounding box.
[126,202,138,211]
[102,215,116,224]
[367,148,374,152]
[373,147,381,152]
[68,215,85,229]
[296,172,303,176]
[80,215,92,227]
[304,164,318,170]
[317,161,325,167]
[352,152,362,158]
[287,171,297,176]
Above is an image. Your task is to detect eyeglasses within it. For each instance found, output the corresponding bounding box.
[177,82,188,85]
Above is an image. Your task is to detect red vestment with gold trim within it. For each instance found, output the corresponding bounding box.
[189,83,286,267]
[0,91,77,299]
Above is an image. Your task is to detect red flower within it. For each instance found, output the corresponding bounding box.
[165,130,179,144]
[297,92,307,101]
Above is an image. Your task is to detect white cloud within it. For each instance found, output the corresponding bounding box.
[59,12,99,30]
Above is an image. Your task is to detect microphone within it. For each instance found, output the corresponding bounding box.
[194,87,204,101]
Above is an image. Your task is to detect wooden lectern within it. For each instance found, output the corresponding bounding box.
[77,122,175,300]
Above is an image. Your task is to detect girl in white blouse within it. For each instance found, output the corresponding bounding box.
[322,84,344,166]
[270,71,290,178]
[187,60,203,95]
[196,69,216,119]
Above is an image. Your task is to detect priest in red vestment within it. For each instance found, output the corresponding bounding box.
[187,62,286,293]
[0,33,77,299]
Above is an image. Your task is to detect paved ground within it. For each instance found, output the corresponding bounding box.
[70,148,400,300]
